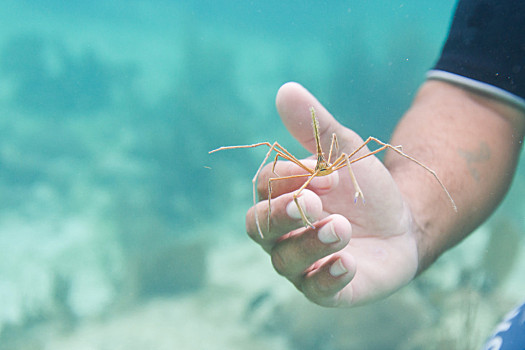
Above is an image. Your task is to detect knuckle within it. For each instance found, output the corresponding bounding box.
[245,209,265,243]
[301,279,336,307]
[301,278,323,300]
[256,164,273,197]
[270,249,288,276]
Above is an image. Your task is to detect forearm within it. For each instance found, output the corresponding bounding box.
[386,80,525,273]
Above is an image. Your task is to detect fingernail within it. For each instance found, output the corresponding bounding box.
[318,221,340,244]
[309,173,334,190]
[329,258,347,277]
[286,197,304,220]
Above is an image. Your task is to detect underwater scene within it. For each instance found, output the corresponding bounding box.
[1,1,525,349]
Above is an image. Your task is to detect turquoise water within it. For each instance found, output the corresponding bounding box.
[1,1,525,349]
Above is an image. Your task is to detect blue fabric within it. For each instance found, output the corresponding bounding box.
[483,301,525,350]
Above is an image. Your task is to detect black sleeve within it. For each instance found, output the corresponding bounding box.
[428,0,525,109]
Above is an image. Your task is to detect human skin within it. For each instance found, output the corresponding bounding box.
[245,81,525,307]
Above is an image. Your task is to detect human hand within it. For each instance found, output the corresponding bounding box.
[246,82,419,307]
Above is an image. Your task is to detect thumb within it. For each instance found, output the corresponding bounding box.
[275,82,364,156]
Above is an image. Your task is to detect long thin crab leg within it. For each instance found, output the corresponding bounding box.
[332,136,457,212]
[249,142,282,238]
[290,169,322,229]
[210,141,315,238]
[327,133,338,164]
[267,173,312,232]
[210,142,312,174]
[344,153,365,202]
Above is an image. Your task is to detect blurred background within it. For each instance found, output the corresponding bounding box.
[1,1,524,349]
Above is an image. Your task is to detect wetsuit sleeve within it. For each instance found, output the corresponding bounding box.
[427,0,525,110]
